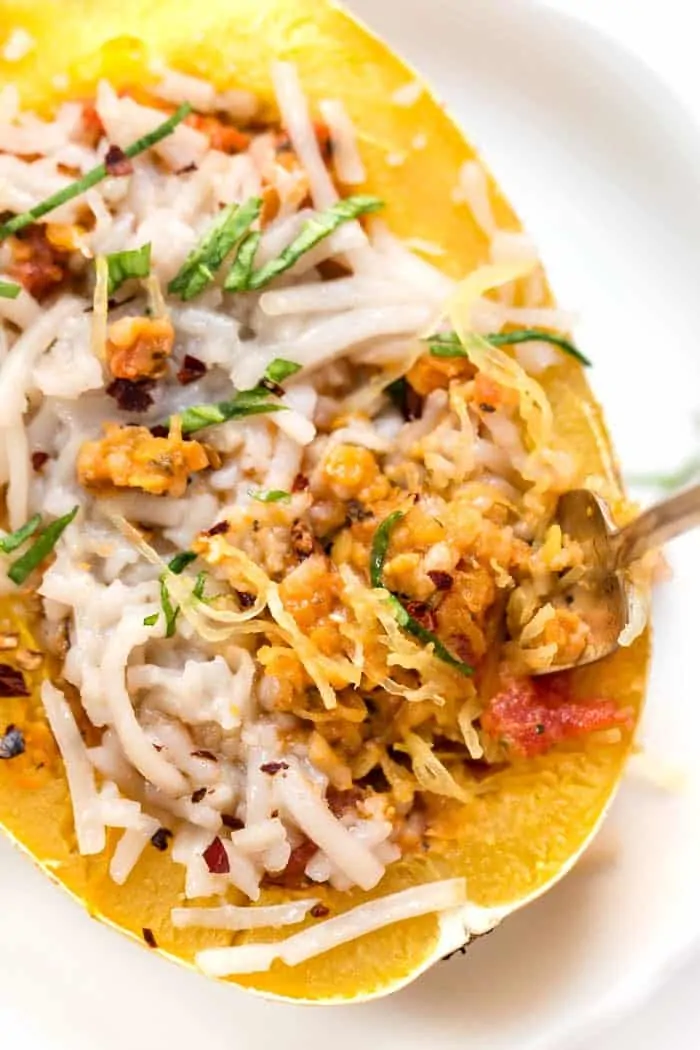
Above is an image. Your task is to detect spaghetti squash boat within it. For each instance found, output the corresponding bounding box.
[0,0,651,1002]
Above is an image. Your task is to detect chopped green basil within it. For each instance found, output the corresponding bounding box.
[0,104,192,241]
[369,509,405,588]
[370,511,473,676]
[106,243,151,295]
[240,195,384,291]
[224,230,262,292]
[0,279,20,299]
[7,506,78,585]
[427,328,591,368]
[177,388,284,436]
[169,197,262,301]
[249,489,292,504]
[159,577,179,638]
[386,593,473,675]
[264,358,302,384]
[167,550,197,574]
[143,613,159,627]
[0,513,42,554]
[193,571,207,601]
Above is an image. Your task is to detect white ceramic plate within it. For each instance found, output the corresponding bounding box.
[1,2,699,1048]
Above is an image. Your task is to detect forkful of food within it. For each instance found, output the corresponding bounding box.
[526,484,700,673]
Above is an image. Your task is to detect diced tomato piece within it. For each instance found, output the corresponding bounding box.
[481,677,633,757]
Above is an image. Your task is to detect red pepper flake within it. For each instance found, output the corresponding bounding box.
[9,225,70,301]
[206,520,229,537]
[202,836,230,874]
[265,837,317,888]
[260,761,289,775]
[234,589,256,609]
[310,904,330,919]
[260,376,285,398]
[191,749,217,761]
[0,724,25,760]
[291,473,309,493]
[482,677,634,758]
[404,600,438,633]
[345,499,373,524]
[221,813,244,831]
[0,664,29,698]
[150,827,173,852]
[31,450,49,472]
[149,424,169,438]
[176,354,207,386]
[290,519,315,560]
[176,162,199,175]
[106,378,155,412]
[104,144,134,177]
[326,786,363,817]
[427,570,453,592]
[191,786,207,803]
[142,927,158,948]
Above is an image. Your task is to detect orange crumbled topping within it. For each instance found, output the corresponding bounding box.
[76,423,210,497]
[44,223,87,253]
[185,113,251,154]
[472,371,519,411]
[278,556,339,632]
[8,226,72,301]
[106,316,175,381]
[406,354,474,396]
[540,608,589,664]
[321,444,379,499]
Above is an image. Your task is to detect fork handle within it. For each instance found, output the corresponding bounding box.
[612,483,700,568]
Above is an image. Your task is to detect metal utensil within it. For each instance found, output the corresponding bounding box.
[531,483,700,673]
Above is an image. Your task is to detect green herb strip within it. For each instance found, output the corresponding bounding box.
[106,243,151,295]
[169,197,262,301]
[152,551,202,633]
[167,550,197,575]
[427,328,591,368]
[7,506,78,585]
[370,511,473,676]
[241,196,384,291]
[159,577,180,638]
[224,230,262,292]
[0,513,42,554]
[193,571,207,601]
[265,358,302,384]
[369,509,405,588]
[0,280,20,299]
[177,388,284,436]
[250,489,291,504]
[0,104,192,241]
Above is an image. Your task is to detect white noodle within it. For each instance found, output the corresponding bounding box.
[274,767,384,891]
[172,899,318,930]
[196,878,467,976]
[319,99,366,185]
[40,681,106,856]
